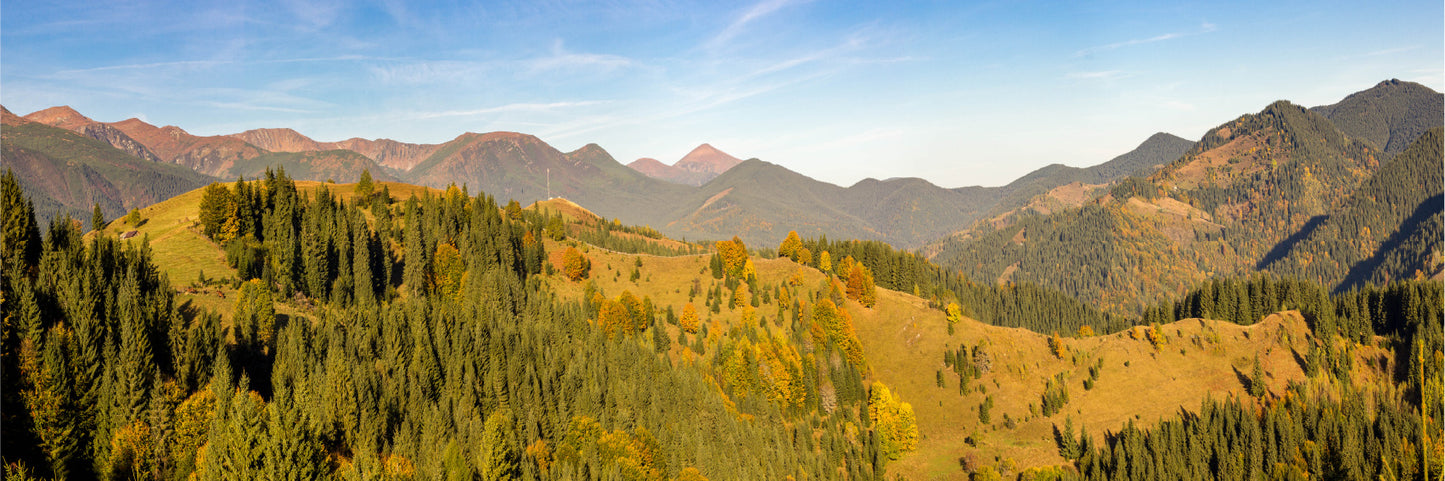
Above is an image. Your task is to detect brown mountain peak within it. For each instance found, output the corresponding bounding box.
[230,127,322,152]
[25,106,96,132]
[627,157,680,179]
[675,143,742,174]
[1,105,31,126]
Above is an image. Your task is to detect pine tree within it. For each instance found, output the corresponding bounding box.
[478,409,520,481]
[198,183,234,240]
[263,387,324,481]
[355,169,375,200]
[403,197,429,294]
[1,169,42,276]
[91,203,106,232]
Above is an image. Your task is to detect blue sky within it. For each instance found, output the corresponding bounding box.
[4,0,1441,187]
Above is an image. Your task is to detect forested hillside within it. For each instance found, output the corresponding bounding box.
[931,96,1440,313]
[1311,79,1444,154]
[0,118,214,228]
[0,170,889,480]
[1264,127,1444,290]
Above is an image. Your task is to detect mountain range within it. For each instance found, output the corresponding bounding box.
[4,80,1440,258]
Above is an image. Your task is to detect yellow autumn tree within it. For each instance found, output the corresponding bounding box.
[680,303,700,333]
[946,302,964,324]
[818,251,832,273]
[757,337,806,408]
[777,230,802,260]
[869,382,919,460]
[813,299,865,367]
[715,236,749,279]
[598,299,634,339]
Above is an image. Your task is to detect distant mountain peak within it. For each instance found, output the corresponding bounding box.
[24,106,96,131]
[676,143,742,174]
[625,143,743,186]
[1311,78,1443,153]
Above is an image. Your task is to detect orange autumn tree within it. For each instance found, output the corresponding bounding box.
[562,246,591,281]
[844,258,878,308]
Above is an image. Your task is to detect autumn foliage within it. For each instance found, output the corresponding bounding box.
[562,246,591,281]
[812,299,865,368]
[844,258,878,308]
[868,382,919,460]
[715,236,749,279]
[680,303,700,333]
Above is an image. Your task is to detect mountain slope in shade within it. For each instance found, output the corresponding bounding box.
[108,118,266,176]
[627,143,743,186]
[24,106,164,162]
[1,118,214,227]
[1264,127,1444,289]
[1311,79,1443,154]
[932,99,1396,312]
[228,128,440,171]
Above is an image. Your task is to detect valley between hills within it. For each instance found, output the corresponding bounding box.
[1,79,1441,480]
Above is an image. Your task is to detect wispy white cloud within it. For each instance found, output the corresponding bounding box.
[408,101,606,120]
[367,60,492,85]
[527,40,633,74]
[1364,45,1420,56]
[196,101,314,114]
[1066,70,1130,81]
[281,0,344,29]
[50,55,374,77]
[51,60,229,76]
[1160,100,1195,111]
[705,0,808,50]
[1074,22,1217,57]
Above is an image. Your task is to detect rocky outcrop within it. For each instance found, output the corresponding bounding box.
[80,123,163,162]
